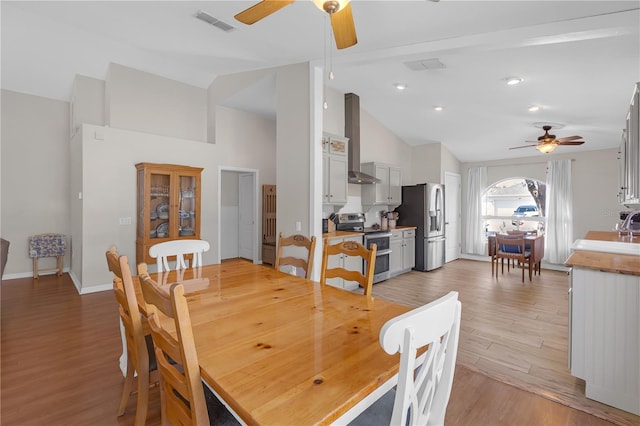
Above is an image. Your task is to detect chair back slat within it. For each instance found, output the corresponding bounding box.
[274,233,317,279]
[137,263,209,426]
[149,239,210,272]
[320,239,377,296]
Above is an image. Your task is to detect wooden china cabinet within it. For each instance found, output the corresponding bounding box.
[135,163,203,264]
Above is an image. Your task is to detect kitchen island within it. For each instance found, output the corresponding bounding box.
[565,231,640,416]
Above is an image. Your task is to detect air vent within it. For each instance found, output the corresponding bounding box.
[195,10,235,32]
[404,58,446,71]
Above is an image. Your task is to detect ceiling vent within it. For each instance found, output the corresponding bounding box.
[404,58,446,71]
[195,10,235,32]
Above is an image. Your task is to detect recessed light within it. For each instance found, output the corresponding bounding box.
[505,76,524,85]
[433,106,444,111]
[528,105,540,112]
[394,83,408,91]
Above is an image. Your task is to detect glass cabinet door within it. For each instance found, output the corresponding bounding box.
[149,172,171,239]
[178,175,197,237]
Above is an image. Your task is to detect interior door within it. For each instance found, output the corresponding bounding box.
[238,173,254,260]
[445,172,461,262]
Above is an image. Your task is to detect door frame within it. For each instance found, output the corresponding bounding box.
[444,171,461,262]
[217,167,260,264]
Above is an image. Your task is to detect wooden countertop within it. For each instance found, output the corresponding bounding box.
[322,226,417,240]
[565,231,640,276]
[322,230,364,240]
[390,226,417,231]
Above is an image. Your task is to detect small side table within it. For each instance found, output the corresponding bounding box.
[29,233,66,279]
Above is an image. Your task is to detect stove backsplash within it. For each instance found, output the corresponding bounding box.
[322,196,389,228]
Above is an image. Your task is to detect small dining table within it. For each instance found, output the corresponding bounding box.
[133,259,412,425]
[488,233,545,277]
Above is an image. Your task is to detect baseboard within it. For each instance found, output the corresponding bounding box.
[1,267,71,281]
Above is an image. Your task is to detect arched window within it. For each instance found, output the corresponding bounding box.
[482,178,546,234]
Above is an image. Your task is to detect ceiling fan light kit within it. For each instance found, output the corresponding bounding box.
[235,0,357,50]
[536,143,558,154]
[510,124,585,153]
[312,0,349,14]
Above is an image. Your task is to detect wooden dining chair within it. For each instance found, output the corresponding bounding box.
[274,232,317,279]
[149,239,210,272]
[137,263,239,426]
[495,234,532,282]
[320,239,377,296]
[349,291,462,426]
[105,246,157,426]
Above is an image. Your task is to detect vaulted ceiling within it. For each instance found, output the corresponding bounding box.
[2,1,639,162]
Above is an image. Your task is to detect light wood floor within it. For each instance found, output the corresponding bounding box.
[369,259,640,426]
[0,260,636,425]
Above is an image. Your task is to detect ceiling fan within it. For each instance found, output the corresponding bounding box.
[234,0,357,49]
[510,125,585,154]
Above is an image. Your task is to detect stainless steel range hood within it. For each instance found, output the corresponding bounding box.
[345,93,380,184]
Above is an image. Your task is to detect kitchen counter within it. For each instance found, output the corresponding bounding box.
[322,231,364,240]
[389,226,417,231]
[565,231,640,275]
[566,230,640,416]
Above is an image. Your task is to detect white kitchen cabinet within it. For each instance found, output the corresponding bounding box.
[360,162,402,207]
[619,83,640,207]
[569,266,640,415]
[324,235,363,291]
[389,233,403,274]
[389,229,415,277]
[322,133,348,206]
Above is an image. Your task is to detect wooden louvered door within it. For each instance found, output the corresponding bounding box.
[262,185,277,265]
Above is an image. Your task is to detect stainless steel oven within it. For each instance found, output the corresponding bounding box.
[335,213,393,284]
[363,231,392,283]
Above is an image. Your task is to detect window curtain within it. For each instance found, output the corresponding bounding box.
[545,159,573,263]
[465,166,487,255]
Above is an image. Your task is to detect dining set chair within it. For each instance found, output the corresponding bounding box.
[106,239,238,426]
[275,231,377,296]
[107,235,461,425]
[490,230,537,282]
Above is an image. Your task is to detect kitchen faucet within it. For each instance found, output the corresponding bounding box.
[620,209,640,237]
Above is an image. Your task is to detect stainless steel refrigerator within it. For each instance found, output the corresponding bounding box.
[395,183,445,271]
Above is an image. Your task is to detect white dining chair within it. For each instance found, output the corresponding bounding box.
[149,239,210,272]
[348,291,462,426]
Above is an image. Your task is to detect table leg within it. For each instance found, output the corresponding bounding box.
[33,258,38,279]
[56,255,63,276]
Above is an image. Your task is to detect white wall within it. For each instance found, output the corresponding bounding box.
[71,74,105,136]
[1,90,70,278]
[276,63,314,237]
[360,108,413,184]
[411,143,461,184]
[106,63,207,142]
[460,149,622,255]
[79,117,276,291]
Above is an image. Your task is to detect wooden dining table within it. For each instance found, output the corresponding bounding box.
[132,259,413,425]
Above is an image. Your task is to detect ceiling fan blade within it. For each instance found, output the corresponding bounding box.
[509,144,538,150]
[556,135,582,142]
[235,0,295,25]
[557,141,585,146]
[330,3,357,49]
